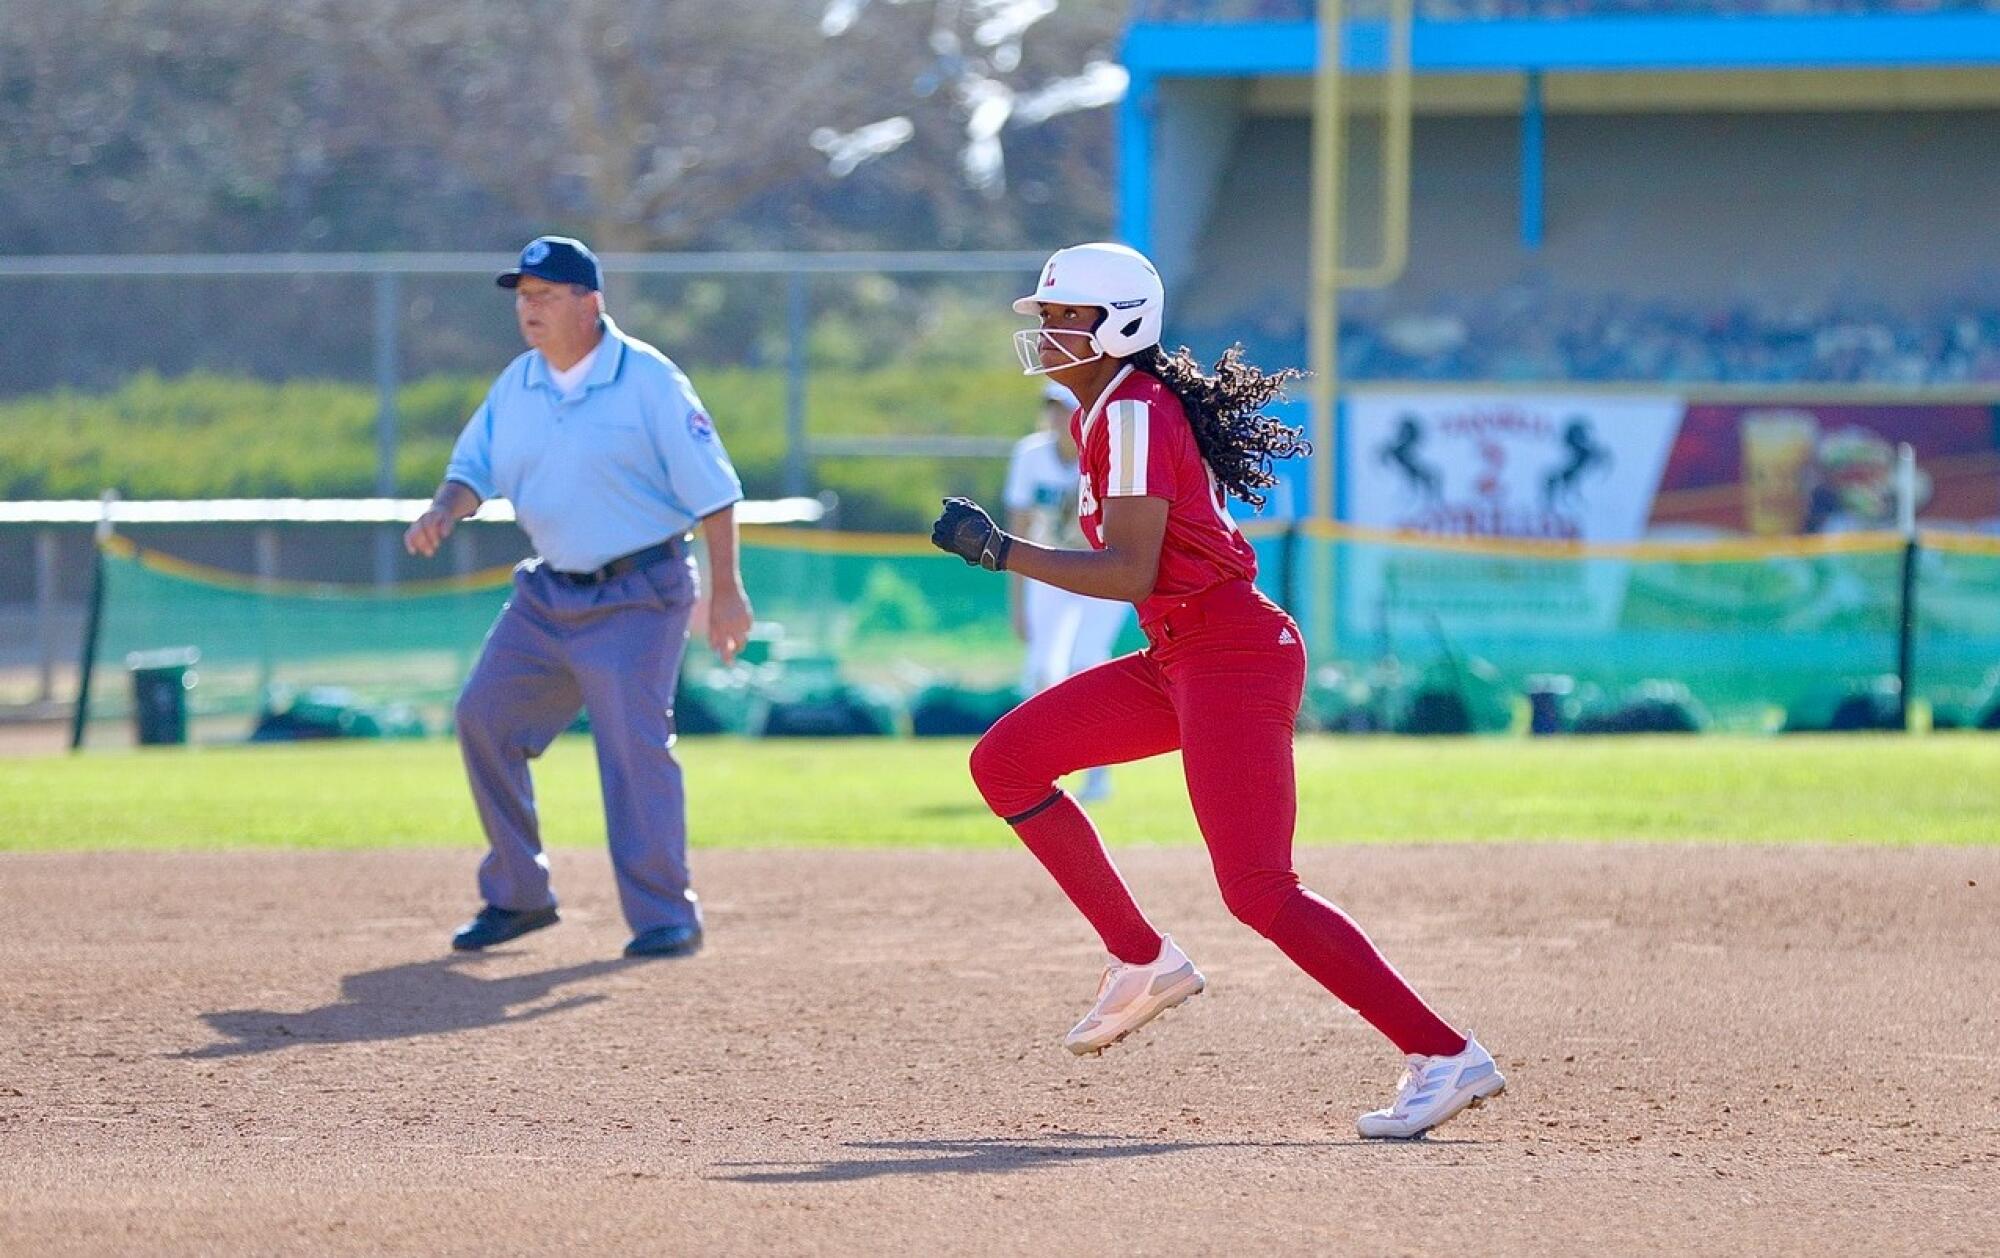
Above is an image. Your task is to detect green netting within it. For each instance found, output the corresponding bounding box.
[1914,543,2000,727]
[78,532,1039,745]
[79,544,511,744]
[734,536,1013,688]
[1295,532,2000,733]
[75,527,2000,745]
[733,526,1309,688]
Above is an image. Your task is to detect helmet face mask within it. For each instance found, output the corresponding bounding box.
[1011,242,1165,375]
[1012,326,1103,376]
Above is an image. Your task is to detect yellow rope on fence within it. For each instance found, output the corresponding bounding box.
[1290,520,1914,561]
[1916,530,2000,557]
[737,525,941,556]
[102,534,517,597]
[101,520,2000,591]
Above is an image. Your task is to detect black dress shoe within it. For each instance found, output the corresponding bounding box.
[451,904,559,951]
[623,923,703,959]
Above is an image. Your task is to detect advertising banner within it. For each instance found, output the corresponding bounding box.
[1346,393,1685,542]
[1336,393,2000,643]
[1342,393,1684,635]
[1649,402,2000,536]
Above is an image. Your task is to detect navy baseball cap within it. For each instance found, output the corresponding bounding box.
[496,236,601,292]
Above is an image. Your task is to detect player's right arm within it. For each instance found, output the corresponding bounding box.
[1001,496,1166,604]
[936,494,1166,603]
[933,400,1172,602]
[999,392,1172,602]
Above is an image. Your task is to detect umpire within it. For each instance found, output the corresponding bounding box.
[404,235,752,960]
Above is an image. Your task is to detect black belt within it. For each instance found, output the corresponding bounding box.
[547,536,687,586]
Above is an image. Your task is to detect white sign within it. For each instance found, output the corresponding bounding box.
[1341,394,1686,637]
[1346,393,1683,541]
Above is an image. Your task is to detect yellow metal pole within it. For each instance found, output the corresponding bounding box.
[1338,0,1412,289]
[1382,0,1412,284]
[1310,0,1343,526]
[1310,0,1344,656]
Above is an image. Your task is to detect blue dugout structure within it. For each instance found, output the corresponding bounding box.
[1119,4,2000,269]
[1114,3,2000,522]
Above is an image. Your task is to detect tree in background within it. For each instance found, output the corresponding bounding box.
[0,0,1124,254]
[0,0,1126,523]
[810,0,1129,211]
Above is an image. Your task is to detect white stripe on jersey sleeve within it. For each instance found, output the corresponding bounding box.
[1103,399,1151,497]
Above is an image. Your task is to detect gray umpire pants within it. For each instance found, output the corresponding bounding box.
[455,549,701,935]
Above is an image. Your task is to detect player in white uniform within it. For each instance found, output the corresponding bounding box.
[1003,380,1130,802]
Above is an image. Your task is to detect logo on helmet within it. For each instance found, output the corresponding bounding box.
[1108,298,1147,310]
[1042,264,1056,288]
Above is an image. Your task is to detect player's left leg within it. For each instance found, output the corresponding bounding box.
[1168,600,1499,1131]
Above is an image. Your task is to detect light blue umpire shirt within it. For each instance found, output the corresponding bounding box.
[444,314,743,574]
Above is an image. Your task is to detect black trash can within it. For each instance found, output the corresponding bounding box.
[126,647,200,746]
[1524,674,1575,736]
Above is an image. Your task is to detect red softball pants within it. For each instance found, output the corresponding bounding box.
[969,579,1465,1059]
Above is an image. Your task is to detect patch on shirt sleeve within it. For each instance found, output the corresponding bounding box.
[688,410,716,442]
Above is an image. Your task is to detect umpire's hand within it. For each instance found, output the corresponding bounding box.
[403,506,458,558]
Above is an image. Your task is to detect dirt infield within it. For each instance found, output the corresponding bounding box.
[2,845,1994,1256]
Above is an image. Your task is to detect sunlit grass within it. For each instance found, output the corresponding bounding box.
[3,733,1993,851]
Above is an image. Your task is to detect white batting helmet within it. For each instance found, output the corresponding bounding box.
[1011,242,1165,375]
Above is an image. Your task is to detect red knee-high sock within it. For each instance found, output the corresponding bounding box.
[1264,888,1466,1058]
[1011,793,1162,965]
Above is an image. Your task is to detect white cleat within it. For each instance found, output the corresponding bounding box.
[1356,1034,1506,1140]
[1064,935,1206,1056]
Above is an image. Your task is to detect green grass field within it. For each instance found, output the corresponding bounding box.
[3,733,1995,850]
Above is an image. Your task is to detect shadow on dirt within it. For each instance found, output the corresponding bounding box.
[173,955,627,1059]
[711,1133,1365,1183]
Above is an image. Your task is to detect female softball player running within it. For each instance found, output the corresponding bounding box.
[930,242,1504,1140]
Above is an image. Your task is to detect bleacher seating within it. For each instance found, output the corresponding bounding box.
[1187,288,2000,383]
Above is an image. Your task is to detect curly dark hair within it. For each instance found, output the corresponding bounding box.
[1127,343,1312,509]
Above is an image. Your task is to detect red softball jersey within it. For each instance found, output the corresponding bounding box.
[1071,364,1259,626]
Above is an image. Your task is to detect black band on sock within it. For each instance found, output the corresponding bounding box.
[1002,788,1066,827]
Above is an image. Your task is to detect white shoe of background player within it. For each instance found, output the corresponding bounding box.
[1356,1033,1506,1139]
[1064,934,1205,1056]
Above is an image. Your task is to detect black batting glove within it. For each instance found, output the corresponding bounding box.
[930,497,1013,571]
